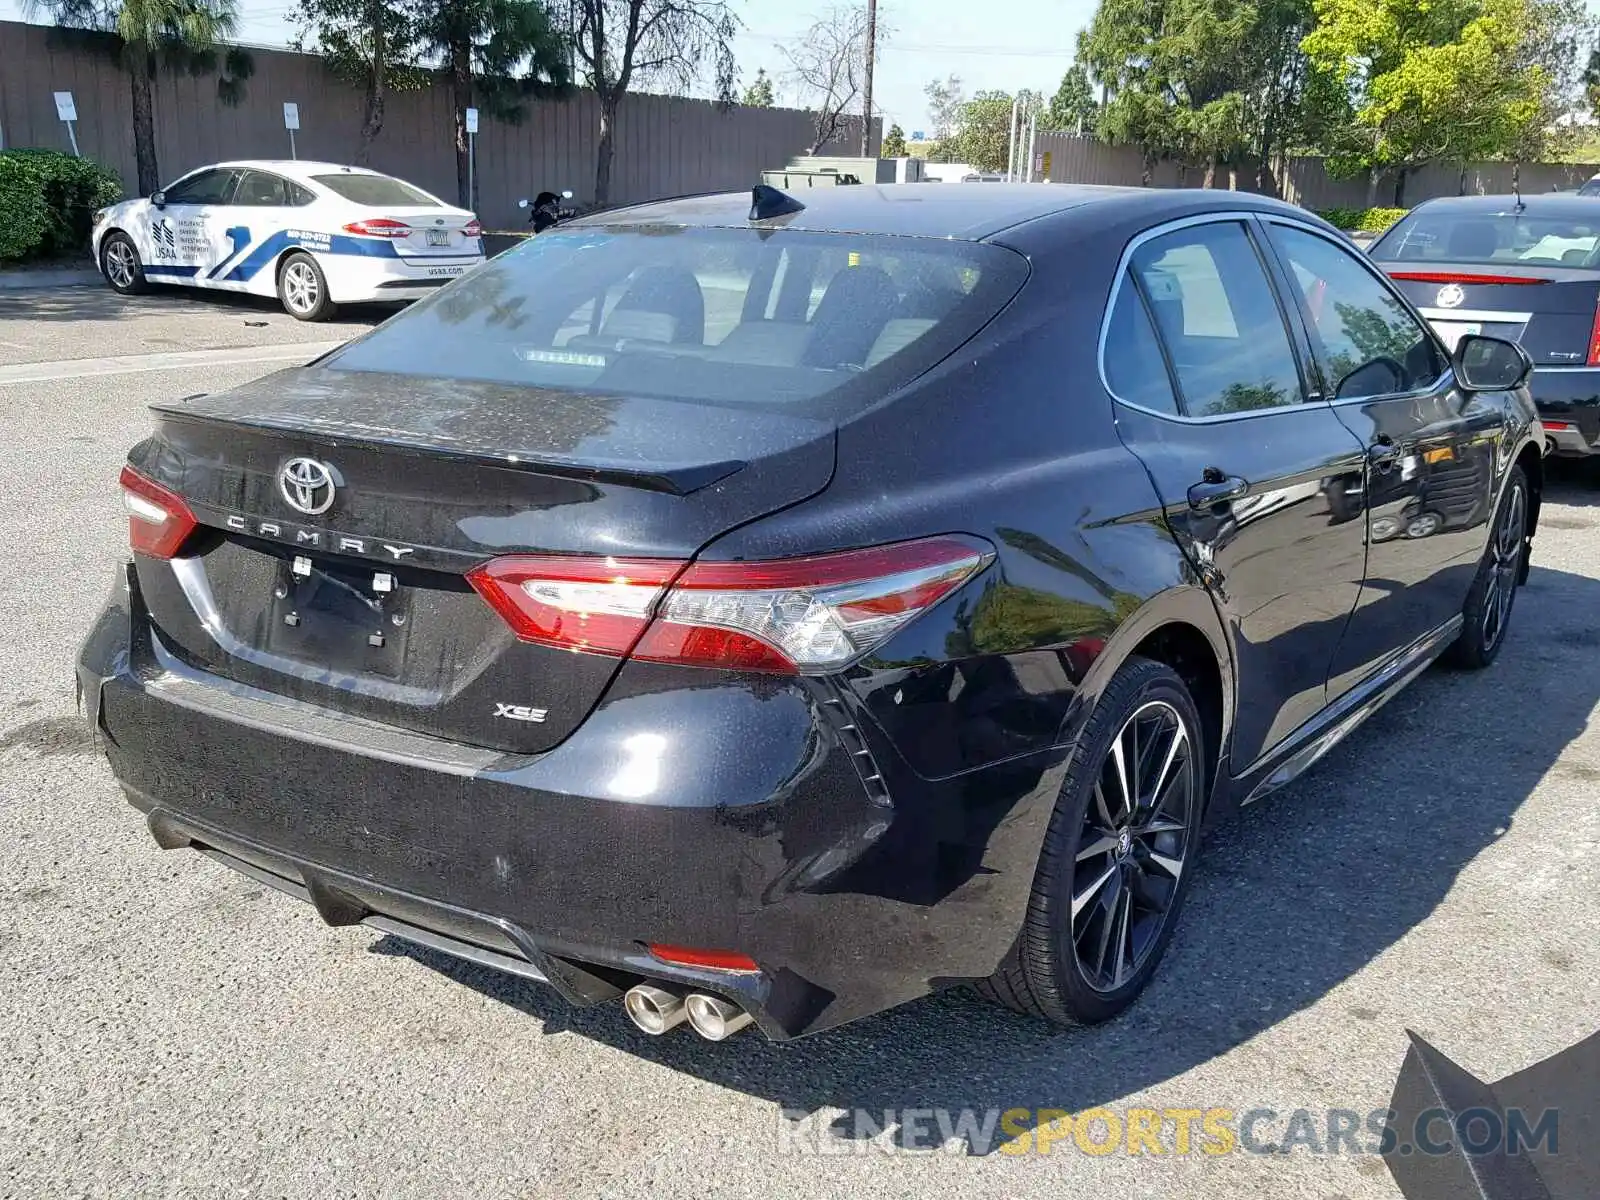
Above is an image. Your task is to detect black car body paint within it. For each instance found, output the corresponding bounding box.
[79,185,1544,1039]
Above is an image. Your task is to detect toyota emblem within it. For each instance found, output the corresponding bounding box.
[279,457,337,515]
[1435,283,1466,309]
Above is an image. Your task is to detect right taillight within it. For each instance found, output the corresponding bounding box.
[119,464,197,559]
[465,535,993,675]
[1586,297,1600,366]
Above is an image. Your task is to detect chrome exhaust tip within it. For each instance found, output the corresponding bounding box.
[623,984,688,1035]
[684,992,754,1041]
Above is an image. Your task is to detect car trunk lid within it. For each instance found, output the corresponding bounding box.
[1384,263,1600,365]
[129,366,835,754]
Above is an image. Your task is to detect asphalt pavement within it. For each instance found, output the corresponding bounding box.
[1,286,1596,1198]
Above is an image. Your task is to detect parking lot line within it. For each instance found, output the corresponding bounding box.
[0,341,346,385]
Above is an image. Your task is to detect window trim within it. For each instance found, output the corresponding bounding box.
[1098,211,1320,424]
[1257,216,1453,408]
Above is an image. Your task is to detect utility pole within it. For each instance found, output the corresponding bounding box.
[861,0,877,156]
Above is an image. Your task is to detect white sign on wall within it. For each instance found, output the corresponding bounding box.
[53,91,78,122]
[465,107,479,134]
[283,102,301,131]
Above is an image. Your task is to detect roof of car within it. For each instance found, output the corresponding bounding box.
[204,160,391,181]
[579,183,1232,240]
[1404,193,1600,219]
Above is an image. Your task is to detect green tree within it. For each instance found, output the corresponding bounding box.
[742,66,775,106]
[27,0,253,196]
[923,73,964,160]
[292,0,428,164]
[881,122,907,156]
[413,0,570,211]
[1045,63,1098,133]
[567,0,738,206]
[1302,0,1588,204]
[954,89,1019,172]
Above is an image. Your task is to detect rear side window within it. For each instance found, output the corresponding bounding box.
[1267,224,1442,400]
[325,226,1029,418]
[1375,209,1600,266]
[233,170,288,206]
[311,172,439,207]
[1130,222,1304,416]
[1103,283,1178,414]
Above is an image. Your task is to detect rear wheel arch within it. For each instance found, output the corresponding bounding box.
[1075,592,1236,814]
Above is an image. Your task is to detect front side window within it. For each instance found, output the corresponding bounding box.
[1268,224,1442,401]
[163,169,238,206]
[1129,222,1304,417]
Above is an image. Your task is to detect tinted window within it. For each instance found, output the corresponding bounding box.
[1130,222,1304,417]
[163,169,237,206]
[312,172,439,206]
[1268,224,1442,400]
[1104,282,1178,414]
[1374,208,1600,266]
[290,183,317,206]
[325,227,1028,417]
[233,170,289,206]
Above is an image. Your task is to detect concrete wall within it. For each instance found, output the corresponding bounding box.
[0,20,875,228]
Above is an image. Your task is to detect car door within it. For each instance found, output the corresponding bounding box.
[144,168,240,284]
[1104,216,1370,772]
[1258,217,1508,699]
[211,169,296,286]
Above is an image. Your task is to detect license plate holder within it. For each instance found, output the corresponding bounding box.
[425,229,451,247]
[265,558,412,678]
[1429,320,1481,352]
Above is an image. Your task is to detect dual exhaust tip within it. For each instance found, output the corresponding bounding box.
[623,983,753,1041]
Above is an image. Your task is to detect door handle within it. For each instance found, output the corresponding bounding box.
[1187,472,1249,509]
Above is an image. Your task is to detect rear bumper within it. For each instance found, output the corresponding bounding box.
[76,564,1059,1038]
[1529,367,1600,455]
[321,250,484,304]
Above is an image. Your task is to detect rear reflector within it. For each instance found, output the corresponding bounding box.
[1386,271,1546,286]
[466,535,994,674]
[119,464,197,560]
[648,944,760,972]
[342,218,411,238]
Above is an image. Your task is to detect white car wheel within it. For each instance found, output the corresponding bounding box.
[277,252,336,322]
[100,233,148,295]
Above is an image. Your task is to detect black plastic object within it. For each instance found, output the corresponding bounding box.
[749,184,806,221]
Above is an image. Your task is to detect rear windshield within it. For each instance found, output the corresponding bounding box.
[1374,209,1600,267]
[325,226,1028,416]
[312,173,439,207]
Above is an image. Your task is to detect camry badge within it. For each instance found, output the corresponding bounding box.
[1436,283,1466,309]
[279,457,337,516]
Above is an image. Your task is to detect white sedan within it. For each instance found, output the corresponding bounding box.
[91,160,484,321]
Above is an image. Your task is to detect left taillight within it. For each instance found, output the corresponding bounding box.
[342,218,412,238]
[119,464,197,559]
[465,535,994,675]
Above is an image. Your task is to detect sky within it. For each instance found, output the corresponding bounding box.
[0,0,1094,133]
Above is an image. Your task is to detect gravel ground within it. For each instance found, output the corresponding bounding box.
[0,290,1596,1198]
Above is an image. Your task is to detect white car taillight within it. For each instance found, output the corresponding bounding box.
[466,536,994,674]
[463,219,483,238]
[342,218,412,238]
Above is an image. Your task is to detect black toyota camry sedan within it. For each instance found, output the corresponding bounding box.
[78,183,1542,1042]
[1371,194,1600,458]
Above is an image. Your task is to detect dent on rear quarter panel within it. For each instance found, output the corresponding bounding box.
[702,214,1222,784]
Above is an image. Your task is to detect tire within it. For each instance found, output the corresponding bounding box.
[277,251,337,322]
[1445,464,1529,670]
[99,232,148,295]
[977,656,1205,1026]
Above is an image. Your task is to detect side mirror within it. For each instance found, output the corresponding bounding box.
[517,198,530,209]
[561,189,573,200]
[150,190,166,208]
[1455,334,1532,392]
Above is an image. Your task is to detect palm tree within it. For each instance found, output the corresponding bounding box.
[26,0,252,195]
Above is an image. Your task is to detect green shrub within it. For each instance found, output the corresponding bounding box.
[1317,206,1408,234]
[0,150,123,264]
